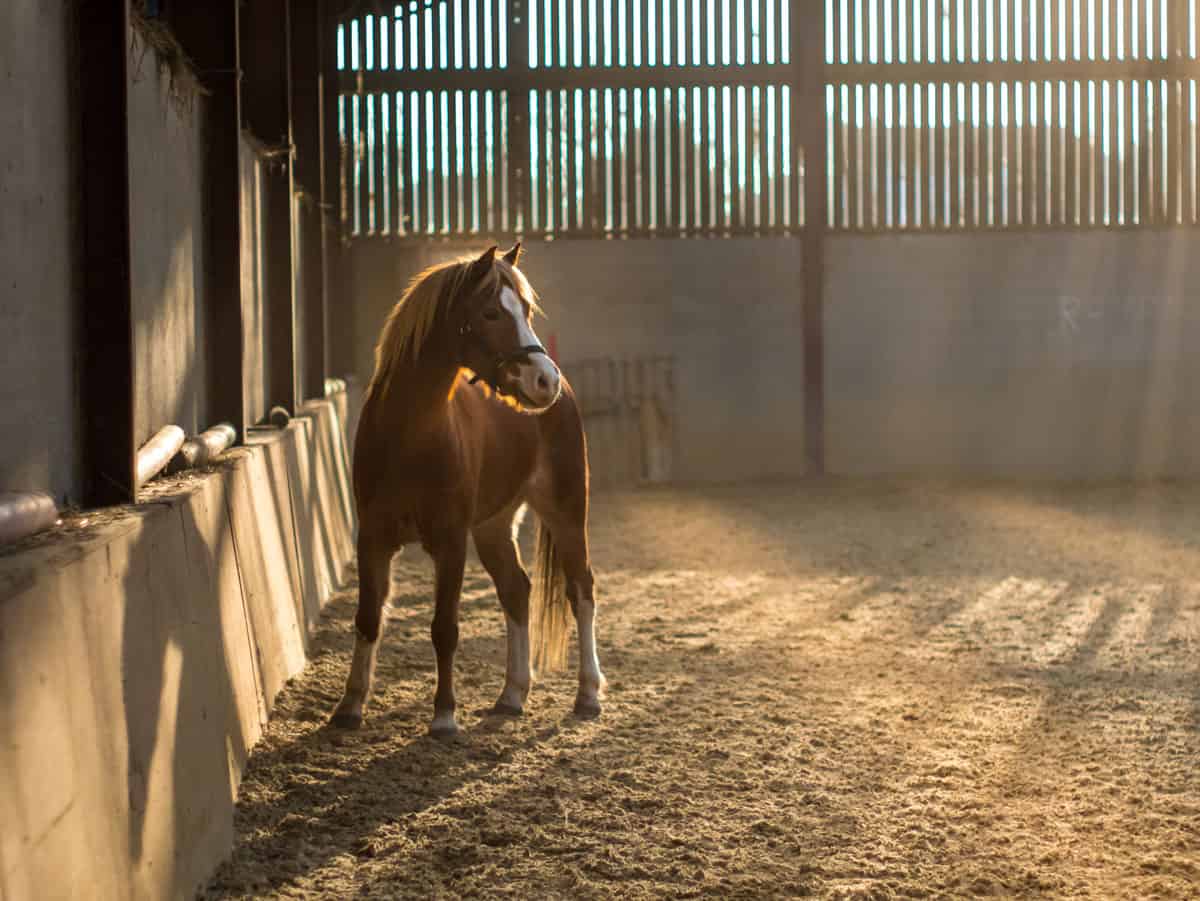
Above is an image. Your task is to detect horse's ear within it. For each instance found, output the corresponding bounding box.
[467,245,499,281]
[502,242,523,267]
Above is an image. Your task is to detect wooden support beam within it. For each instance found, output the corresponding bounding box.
[319,0,342,381]
[509,0,533,234]
[172,0,247,439]
[79,0,135,505]
[292,0,327,401]
[242,0,299,416]
[797,0,827,475]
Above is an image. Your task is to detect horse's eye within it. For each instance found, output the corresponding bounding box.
[482,308,501,322]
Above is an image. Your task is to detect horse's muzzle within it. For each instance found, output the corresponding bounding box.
[510,355,562,412]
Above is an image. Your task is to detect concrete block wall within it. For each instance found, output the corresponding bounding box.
[338,231,1200,481]
[0,395,356,901]
[127,27,210,448]
[826,231,1200,477]
[0,0,82,503]
[338,238,809,482]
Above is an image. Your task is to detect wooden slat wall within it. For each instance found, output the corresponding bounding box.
[337,0,1200,237]
[824,0,1200,231]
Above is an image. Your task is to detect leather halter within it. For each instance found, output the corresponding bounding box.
[459,320,548,393]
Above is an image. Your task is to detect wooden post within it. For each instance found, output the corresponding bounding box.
[319,0,341,380]
[292,0,327,400]
[796,0,827,475]
[242,0,299,416]
[79,0,135,505]
[172,0,246,440]
[510,0,532,234]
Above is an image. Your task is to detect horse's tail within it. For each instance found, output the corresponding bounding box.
[530,518,570,672]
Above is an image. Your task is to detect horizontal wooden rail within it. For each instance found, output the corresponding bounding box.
[340,63,795,93]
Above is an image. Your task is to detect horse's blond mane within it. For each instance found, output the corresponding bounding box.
[366,254,541,402]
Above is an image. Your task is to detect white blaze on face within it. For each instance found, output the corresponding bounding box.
[500,286,561,410]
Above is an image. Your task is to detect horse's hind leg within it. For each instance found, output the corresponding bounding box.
[330,523,397,729]
[473,506,532,716]
[551,522,606,718]
[428,530,468,738]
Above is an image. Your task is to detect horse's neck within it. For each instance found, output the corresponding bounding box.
[374,350,460,433]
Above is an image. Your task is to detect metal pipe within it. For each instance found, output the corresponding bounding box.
[0,492,59,546]
[166,423,238,475]
[135,425,186,490]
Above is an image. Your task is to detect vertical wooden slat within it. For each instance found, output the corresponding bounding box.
[850,86,861,227]
[1113,77,1124,222]
[601,87,612,231]
[1021,80,1035,223]
[676,87,687,231]
[1098,78,1107,224]
[1190,79,1197,224]
[465,92,477,231]
[1138,79,1151,222]
[1007,0,1017,61]
[583,87,596,230]
[717,85,729,230]
[917,81,928,225]
[1122,0,1133,60]
[1003,81,1016,225]
[798,0,827,471]
[887,83,899,226]
[876,83,888,226]
[565,89,576,230]
[641,88,653,231]
[1122,78,1134,222]
[906,83,920,226]
[929,82,941,226]
[965,81,978,225]
[433,92,446,231]
[696,86,709,228]
[739,85,751,229]
[778,84,790,228]
[1082,80,1095,224]
[831,85,844,225]
[494,0,504,69]
[1065,81,1078,224]
[545,89,556,232]
[1043,79,1055,223]
[1169,78,1182,222]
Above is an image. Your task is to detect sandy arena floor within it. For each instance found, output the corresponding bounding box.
[203,479,1200,899]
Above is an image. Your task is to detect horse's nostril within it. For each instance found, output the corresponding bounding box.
[536,374,549,391]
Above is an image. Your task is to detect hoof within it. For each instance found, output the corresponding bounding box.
[329,711,363,730]
[429,722,459,740]
[573,698,602,719]
[489,700,524,717]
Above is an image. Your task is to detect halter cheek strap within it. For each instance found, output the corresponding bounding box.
[459,322,548,391]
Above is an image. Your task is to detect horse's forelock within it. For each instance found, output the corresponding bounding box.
[494,258,543,317]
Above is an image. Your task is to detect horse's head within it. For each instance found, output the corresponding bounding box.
[457,244,563,413]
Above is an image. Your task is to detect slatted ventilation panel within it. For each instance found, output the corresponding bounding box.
[826,0,1200,229]
[338,11,510,236]
[337,0,801,237]
[527,0,791,68]
[340,88,511,236]
[526,85,800,234]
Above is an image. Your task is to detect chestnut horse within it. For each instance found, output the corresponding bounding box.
[330,244,605,737]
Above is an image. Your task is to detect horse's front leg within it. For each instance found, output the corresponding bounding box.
[331,523,398,728]
[429,530,468,738]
